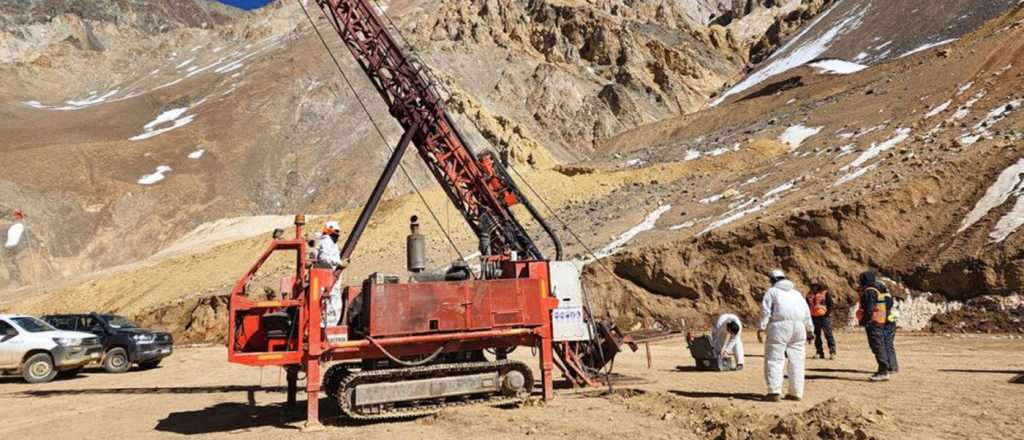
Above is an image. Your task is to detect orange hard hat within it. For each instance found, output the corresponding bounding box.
[13,209,23,220]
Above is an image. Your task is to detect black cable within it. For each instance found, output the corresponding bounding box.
[364,335,449,367]
[297,0,467,263]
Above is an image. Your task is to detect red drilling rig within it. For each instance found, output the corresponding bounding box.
[227,0,636,429]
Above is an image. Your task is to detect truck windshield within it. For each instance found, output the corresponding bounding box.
[11,317,57,333]
[100,315,138,329]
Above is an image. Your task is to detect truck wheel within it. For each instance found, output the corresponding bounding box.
[138,360,161,370]
[22,353,57,383]
[102,347,131,373]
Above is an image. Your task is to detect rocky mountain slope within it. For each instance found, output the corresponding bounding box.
[2,0,1023,340]
[0,0,834,290]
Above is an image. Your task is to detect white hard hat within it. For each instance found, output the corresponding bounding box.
[770,269,786,279]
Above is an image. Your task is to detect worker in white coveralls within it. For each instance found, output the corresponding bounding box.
[316,221,347,327]
[711,313,744,370]
[756,269,814,402]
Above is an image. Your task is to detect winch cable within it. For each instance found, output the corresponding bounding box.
[297,0,467,264]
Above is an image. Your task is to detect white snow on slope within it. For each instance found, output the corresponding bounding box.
[684,149,702,161]
[991,196,1024,243]
[670,220,695,231]
[833,164,877,187]
[188,149,206,159]
[780,125,823,150]
[958,158,1024,233]
[5,222,24,248]
[593,205,672,260]
[710,5,866,106]
[764,181,796,199]
[132,108,195,141]
[138,166,172,185]
[845,128,912,169]
[899,38,958,58]
[925,100,952,118]
[958,99,1022,146]
[699,198,779,236]
[809,59,868,74]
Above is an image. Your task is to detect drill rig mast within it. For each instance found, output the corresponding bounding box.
[227,0,634,429]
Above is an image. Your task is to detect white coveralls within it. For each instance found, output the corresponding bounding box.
[759,279,814,398]
[317,234,344,328]
[711,313,744,366]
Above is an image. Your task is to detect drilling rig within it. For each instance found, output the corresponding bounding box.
[227,0,636,428]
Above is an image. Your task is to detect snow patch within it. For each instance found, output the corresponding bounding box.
[699,198,778,236]
[188,149,205,159]
[958,158,1024,233]
[710,5,866,106]
[684,149,701,161]
[833,164,877,187]
[764,181,795,199]
[131,108,195,141]
[899,38,958,58]
[138,166,172,185]
[809,59,868,74]
[924,100,952,118]
[780,125,823,150]
[707,147,730,157]
[593,205,672,260]
[845,128,911,169]
[958,99,1022,146]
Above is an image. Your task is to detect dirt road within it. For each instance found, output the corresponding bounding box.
[1,332,1021,439]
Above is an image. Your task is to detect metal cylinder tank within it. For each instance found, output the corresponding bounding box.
[407,215,426,273]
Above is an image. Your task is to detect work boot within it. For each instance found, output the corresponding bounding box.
[784,395,802,401]
[735,364,744,371]
[814,353,825,359]
[869,373,890,382]
[766,393,782,402]
[829,352,836,360]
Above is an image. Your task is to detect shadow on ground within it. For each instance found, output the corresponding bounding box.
[154,398,343,435]
[18,385,286,397]
[939,369,1024,384]
[805,374,867,382]
[807,367,874,374]
[669,389,766,402]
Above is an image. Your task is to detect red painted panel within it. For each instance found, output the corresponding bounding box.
[366,278,545,338]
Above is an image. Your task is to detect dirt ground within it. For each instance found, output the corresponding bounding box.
[1,332,1021,439]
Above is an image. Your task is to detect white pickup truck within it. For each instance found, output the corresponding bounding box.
[0,314,103,383]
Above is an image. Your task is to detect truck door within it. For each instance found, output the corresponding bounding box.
[79,316,109,345]
[0,319,21,368]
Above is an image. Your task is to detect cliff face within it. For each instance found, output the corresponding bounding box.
[400,0,834,159]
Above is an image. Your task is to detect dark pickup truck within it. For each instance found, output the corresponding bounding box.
[42,313,173,373]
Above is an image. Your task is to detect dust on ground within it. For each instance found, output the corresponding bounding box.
[2,333,1021,439]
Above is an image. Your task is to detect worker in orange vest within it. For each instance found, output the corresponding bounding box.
[857,271,893,382]
[806,282,836,360]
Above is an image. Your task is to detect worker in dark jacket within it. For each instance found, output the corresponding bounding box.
[857,271,893,382]
[806,282,836,360]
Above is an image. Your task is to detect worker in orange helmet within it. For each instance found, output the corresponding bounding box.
[806,282,836,360]
[317,220,347,327]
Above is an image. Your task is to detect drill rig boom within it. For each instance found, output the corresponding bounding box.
[226,0,633,428]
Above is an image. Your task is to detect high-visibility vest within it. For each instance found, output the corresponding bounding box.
[808,290,828,318]
[865,287,890,325]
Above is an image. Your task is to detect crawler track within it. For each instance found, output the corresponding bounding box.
[324,360,533,421]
